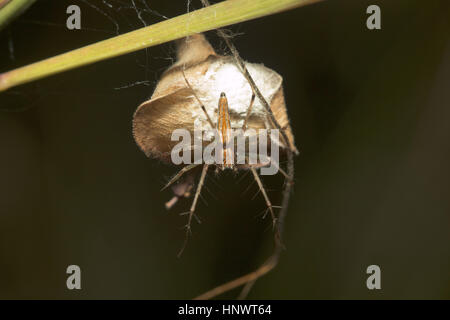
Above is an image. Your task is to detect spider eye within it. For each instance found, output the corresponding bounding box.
[220,92,226,97]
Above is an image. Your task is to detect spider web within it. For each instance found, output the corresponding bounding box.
[2,0,178,96]
[0,0,190,113]
[1,0,244,102]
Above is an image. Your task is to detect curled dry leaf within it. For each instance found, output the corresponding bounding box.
[132,33,296,163]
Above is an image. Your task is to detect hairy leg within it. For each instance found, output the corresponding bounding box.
[162,163,200,191]
[178,164,209,257]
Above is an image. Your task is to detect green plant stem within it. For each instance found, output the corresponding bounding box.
[0,0,322,92]
[0,0,12,10]
[0,0,36,31]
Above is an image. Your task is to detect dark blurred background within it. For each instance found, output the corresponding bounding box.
[0,0,449,299]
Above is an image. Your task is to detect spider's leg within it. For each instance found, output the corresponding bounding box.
[181,69,215,129]
[241,92,255,131]
[255,156,292,183]
[162,163,200,191]
[250,167,276,229]
[178,164,209,257]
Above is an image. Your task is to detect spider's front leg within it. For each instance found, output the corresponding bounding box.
[178,164,209,257]
[239,93,281,235]
[250,167,278,230]
[242,92,256,131]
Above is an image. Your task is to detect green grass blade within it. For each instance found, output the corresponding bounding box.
[0,0,322,92]
[0,0,36,31]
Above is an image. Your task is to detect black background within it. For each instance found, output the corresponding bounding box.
[0,0,449,299]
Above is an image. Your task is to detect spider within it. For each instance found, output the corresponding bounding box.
[132,31,297,299]
[133,33,296,257]
[161,69,290,255]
